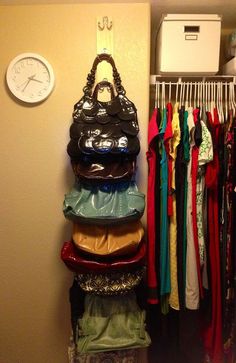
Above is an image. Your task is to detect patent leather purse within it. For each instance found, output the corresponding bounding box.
[61,240,146,274]
[63,180,145,225]
[71,158,136,182]
[67,54,140,162]
[72,220,144,256]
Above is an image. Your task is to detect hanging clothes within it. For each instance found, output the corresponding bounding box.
[147,108,159,304]
[169,102,181,310]
[185,107,200,310]
[147,80,236,363]
[159,106,171,299]
[222,115,236,362]
[197,120,213,269]
[176,106,189,309]
[203,108,223,363]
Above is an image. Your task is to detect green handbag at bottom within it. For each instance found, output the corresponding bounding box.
[76,293,151,354]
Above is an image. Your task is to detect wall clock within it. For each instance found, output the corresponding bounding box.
[6,53,55,104]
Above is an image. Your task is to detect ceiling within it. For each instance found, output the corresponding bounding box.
[0,0,235,29]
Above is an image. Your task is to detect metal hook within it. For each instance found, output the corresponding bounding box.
[98,16,113,31]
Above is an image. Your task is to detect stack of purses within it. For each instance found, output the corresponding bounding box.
[61,54,150,360]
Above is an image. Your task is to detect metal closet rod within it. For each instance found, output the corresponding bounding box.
[150,75,236,85]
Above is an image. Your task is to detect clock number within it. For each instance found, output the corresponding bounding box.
[27,58,34,66]
[14,66,21,74]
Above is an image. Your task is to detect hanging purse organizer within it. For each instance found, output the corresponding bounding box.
[62,54,150,358]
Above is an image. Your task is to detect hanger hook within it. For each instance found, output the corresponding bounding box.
[98,16,113,31]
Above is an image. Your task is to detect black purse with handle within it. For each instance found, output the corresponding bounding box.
[67,54,140,163]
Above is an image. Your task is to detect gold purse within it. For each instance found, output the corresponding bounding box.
[72,220,144,257]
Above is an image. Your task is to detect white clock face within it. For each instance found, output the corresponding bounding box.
[6,53,55,103]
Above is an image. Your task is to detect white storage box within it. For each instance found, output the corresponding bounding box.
[156,14,222,75]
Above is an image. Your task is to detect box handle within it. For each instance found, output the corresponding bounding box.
[184,25,200,33]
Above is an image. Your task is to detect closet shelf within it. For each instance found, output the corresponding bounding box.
[150,74,236,85]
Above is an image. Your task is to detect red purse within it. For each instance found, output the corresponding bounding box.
[61,240,146,274]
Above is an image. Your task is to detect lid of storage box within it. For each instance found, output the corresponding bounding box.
[160,14,222,23]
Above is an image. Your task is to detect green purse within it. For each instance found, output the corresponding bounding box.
[63,180,145,225]
[75,293,151,354]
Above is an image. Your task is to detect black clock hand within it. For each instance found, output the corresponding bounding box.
[22,78,31,92]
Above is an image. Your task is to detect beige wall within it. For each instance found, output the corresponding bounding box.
[0,4,150,363]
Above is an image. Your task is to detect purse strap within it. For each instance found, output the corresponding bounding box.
[83,54,126,97]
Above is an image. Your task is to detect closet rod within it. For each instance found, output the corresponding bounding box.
[150,75,236,85]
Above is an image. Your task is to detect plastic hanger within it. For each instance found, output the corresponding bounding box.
[182,82,186,107]
[157,82,160,109]
[176,82,179,104]
[168,82,171,103]
[162,82,166,110]
[193,82,197,109]
[179,82,183,107]
[232,82,236,117]
[154,81,158,109]
[225,82,228,122]
[189,82,193,108]
[216,82,220,122]
[220,82,225,123]
[196,82,199,108]
[185,82,189,110]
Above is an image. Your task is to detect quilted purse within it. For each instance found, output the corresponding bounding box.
[63,180,145,225]
[67,54,140,163]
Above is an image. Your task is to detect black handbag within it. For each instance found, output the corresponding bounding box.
[67,54,140,162]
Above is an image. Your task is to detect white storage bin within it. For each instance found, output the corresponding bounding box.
[156,14,222,75]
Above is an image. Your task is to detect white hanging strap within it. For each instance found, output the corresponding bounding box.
[157,82,160,109]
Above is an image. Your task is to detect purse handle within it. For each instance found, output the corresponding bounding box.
[83,54,126,97]
[92,80,115,100]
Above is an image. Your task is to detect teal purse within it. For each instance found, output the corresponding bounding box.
[76,293,151,354]
[63,180,145,225]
